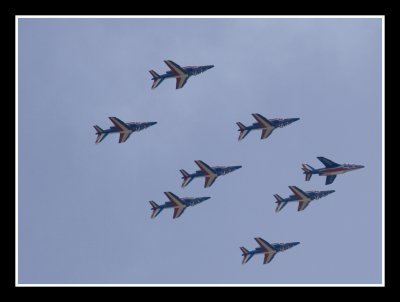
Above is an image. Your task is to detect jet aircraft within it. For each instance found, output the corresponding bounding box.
[302,156,365,185]
[93,117,157,144]
[149,60,214,89]
[149,192,210,219]
[236,113,299,141]
[240,237,300,265]
[180,160,242,188]
[274,186,335,212]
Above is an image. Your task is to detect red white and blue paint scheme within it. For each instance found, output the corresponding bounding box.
[240,237,300,265]
[149,192,210,219]
[302,157,365,185]
[236,113,299,141]
[149,60,214,90]
[93,117,157,144]
[274,186,335,212]
[180,160,242,188]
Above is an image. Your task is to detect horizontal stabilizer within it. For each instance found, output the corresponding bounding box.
[238,130,250,141]
[236,122,246,131]
[240,247,249,255]
[94,125,108,144]
[180,169,190,179]
[180,169,193,188]
[240,247,253,264]
[274,194,288,212]
[95,133,108,144]
[149,200,159,209]
[149,201,162,219]
[302,164,314,181]
[93,125,104,134]
[149,70,160,79]
[151,77,164,89]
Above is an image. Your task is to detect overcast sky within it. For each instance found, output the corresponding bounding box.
[18,17,382,284]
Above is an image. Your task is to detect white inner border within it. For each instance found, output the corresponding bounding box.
[15,15,385,287]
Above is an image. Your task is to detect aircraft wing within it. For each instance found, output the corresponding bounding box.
[118,131,132,143]
[195,160,217,176]
[204,175,218,188]
[175,76,189,89]
[325,175,337,185]
[109,117,130,132]
[260,128,274,140]
[164,60,188,77]
[252,113,274,128]
[173,206,186,219]
[254,237,275,253]
[251,114,274,139]
[164,192,185,207]
[297,199,311,211]
[263,252,277,264]
[163,61,189,89]
[317,156,340,168]
[288,186,310,201]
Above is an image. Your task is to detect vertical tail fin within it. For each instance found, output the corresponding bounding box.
[240,247,252,264]
[93,125,108,144]
[149,70,164,89]
[236,122,250,141]
[179,169,193,188]
[301,164,314,181]
[149,201,163,219]
[274,194,288,213]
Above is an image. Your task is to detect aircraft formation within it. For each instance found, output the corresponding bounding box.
[93,60,364,266]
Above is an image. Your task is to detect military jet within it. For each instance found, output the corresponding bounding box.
[274,186,335,212]
[302,156,365,185]
[180,160,242,188]
[149,60,214,89]
[240,237,300,265]
[149,192,210,219]
[236,113,299,141]
[93,117,157,144]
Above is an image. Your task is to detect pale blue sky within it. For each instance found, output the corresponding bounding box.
[18,18,382,284]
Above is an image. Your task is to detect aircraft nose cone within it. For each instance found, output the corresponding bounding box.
[207,65,214,70]
[150,122,157,126]
[291,118,300,123]
[293,242,300,246]
[203,197,211,201]
[328,190,335,194]
[358,165,365,169]
[235,165,242,170]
